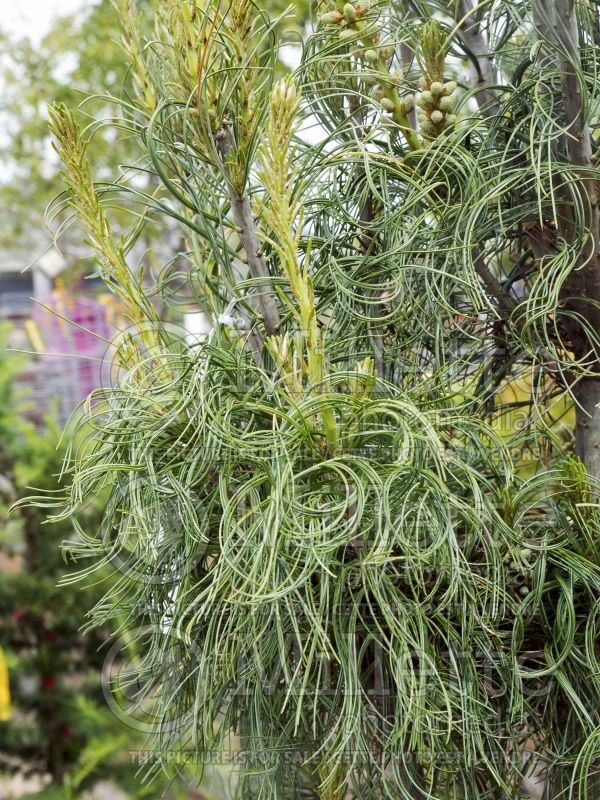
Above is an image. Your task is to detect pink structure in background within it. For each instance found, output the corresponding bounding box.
[31,293,113,423]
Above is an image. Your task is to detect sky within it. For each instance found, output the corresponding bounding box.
[3,0,88,43]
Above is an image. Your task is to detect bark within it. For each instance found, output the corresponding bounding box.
[473,249,517,315]
[454,0,500,117]
[348,81,385,377]
[216,127,281,336]
[399,4,417,130]
[552,0,600,479]
[452,0,519,351]
[574,378,600,480]
[532,0,600,478]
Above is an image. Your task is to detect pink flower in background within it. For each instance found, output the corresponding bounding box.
[32,293,112,421]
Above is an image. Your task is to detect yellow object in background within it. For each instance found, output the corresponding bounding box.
[494,369,575,435]
[0,647,10,721]
[24,319,45,355]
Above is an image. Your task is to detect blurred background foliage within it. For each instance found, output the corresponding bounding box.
[0,0,308,256]
[0,0,130,252]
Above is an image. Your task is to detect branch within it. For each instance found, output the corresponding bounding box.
[473,249,583,385]
[223,288,267,366]
[553,0,600,316]
[473,250,517,315]
[347,70,385,376]
[215,127,281,336]
[400,40,417,129]
[553,0,596,170]
[471,250,583,395]
[533,0,600,336]
[453,0,499,118]
[398,1,417,129]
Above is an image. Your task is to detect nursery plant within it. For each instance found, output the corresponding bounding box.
[34,0,600,797]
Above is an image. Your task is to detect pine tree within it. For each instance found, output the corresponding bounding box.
[40,0,600,797]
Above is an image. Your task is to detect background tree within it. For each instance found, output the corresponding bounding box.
[0,1,134,254]
[0,0,306,262]
[37,0,600,798]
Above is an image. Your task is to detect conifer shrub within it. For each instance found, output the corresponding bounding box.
[35,0,600,797]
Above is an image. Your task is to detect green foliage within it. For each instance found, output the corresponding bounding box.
[0,340,98,779]
[0,343,194,797]
[0,0,133,252]
[35,0,600,798]
[0,0,305,256]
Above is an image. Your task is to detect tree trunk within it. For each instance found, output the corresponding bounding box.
[575,379,600,481]
[534,0,600,481]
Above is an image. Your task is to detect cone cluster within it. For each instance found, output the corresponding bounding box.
[319,0,370,26]
[416,78,457,138]
[503,547,533,597]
